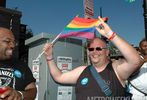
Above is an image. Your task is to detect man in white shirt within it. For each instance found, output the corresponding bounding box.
[129,39,147,100]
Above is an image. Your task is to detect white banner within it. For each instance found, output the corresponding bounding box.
[57,56,72,72]
[83,0,94,18]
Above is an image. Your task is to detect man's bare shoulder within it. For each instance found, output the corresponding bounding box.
[73,65,87,71]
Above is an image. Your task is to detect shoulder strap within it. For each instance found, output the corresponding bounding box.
[128,80,147,96]
[90,65,112,96]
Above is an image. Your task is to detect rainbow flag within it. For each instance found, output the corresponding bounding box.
[59,17,108,39]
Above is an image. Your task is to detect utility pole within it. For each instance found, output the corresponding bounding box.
[100,7,108,43]
[143,0,147,40]
[83,0,94,65]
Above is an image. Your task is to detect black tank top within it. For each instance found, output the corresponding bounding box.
[76,62,128,100]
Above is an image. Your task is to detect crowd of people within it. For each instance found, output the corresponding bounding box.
[0,16,146,100]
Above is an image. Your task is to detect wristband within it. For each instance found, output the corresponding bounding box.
[18,91,24,100]
[46,57,54,61]
[0,88,8,94]
[108,32,116,40]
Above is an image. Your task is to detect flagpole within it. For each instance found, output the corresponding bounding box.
[35,33,61,60]
[35,15,80,60]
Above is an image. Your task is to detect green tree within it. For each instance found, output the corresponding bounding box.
[26,28,33,39]
[19,27,33,64]
[83,42,88,65]
[107,41,117,56]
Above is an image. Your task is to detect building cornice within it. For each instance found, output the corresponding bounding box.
[0,7,22,17]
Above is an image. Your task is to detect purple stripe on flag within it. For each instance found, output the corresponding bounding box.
[59,32,94,39]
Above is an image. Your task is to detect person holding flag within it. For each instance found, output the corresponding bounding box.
[43,16,140,100]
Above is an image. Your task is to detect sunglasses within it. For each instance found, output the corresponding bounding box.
[88,47,107,51]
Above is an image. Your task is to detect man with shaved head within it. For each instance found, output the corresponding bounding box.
[0,27,37,100]
[43,16,140,100]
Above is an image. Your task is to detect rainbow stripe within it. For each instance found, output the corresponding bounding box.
[59,17,108,39]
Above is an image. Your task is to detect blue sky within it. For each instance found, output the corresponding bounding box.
[7,0,145,46]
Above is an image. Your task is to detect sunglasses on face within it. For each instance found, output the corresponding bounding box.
[88,47,107,51]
